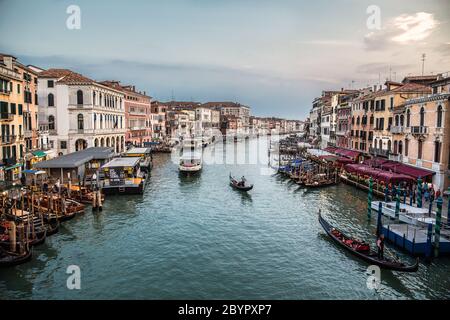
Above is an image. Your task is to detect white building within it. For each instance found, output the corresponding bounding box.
[37,69,126,155]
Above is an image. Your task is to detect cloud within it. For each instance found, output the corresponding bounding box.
[364,12,438,50]
[355,62,414,75]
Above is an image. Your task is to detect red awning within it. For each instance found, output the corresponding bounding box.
[381,162,435,179]
[344,164,415,184]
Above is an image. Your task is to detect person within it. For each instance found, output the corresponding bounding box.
[240,176,246,186]
[376,234,385,260]
[436,189,441,199]
[430,186,435,203]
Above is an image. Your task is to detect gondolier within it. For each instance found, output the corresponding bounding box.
[376,234,385,260]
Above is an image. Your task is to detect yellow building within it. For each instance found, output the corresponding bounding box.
[0,54,39,182]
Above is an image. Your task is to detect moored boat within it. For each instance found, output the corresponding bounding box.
[101,157,148,195]
[0,246,32,268]
[179,151,202,174]
[318,212,419,272]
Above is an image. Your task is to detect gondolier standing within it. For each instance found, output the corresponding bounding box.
[377,234,385,260]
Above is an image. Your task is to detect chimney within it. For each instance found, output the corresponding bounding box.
[132,86,136,92]
[3,56,14,70]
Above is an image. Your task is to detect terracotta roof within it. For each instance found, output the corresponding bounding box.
[39,68,95,84]
[391,83,431,93]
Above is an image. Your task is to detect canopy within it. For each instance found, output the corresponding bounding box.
[344,164,414,184]
[32,150,47,158]
[381,162,434,179]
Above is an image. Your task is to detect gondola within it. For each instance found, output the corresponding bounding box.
[45,220,59,236]
[229,174,253,192]
[0,247,32,267]
[304,180,336,188]
[318,212,419,272]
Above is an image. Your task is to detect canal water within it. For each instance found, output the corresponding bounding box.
[1,137,449,299]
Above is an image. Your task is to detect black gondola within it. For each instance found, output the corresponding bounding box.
[229,174,253,192]
[0,247,32,267]
[45,220,59,236]
[318,212,419,272]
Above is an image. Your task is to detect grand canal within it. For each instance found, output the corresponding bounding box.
[1,137,449,299]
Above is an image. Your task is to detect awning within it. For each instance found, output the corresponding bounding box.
[381,162,435,179]
[32,150,47,158]
[4,163,22,171]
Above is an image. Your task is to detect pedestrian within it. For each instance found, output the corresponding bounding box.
[430,186,435,203]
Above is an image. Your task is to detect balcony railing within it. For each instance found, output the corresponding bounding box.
[411,126,428,135]
[390,126,405,134]
[389,154,403,162]
[1,135,17,145]
[0,113,14,121]
[369,147,390,158]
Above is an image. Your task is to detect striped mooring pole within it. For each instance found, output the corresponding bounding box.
[395,187,401,221]
[425,223,433,262]
[417,177,423,208]
[367,177,373,219]
[434,196,443,258]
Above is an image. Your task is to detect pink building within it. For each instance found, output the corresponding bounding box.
[101,81,152,147]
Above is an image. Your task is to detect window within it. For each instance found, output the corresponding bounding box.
[77,114,84,130]
[406,109,411,127]
[418,140,423,159]
[405,139,409,156]
[10,103,16,114]
[18,104,23,115]
[390,97,394,109]
[420,107,425,127]
[48,115,55,130]
[48,93,54,106]
[437,105,443,128]
[77,90,83,105]
[17,84,21,94]
[398,141,403,155]
[434,141,441,163]
[60,141,67,149]
[48,80,54,88]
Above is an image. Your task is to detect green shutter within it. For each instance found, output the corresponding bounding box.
[18,104,23,115]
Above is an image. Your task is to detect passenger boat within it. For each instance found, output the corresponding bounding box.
[229,174,253,192]
[318,212,419,272]
[304,179,336,188]
[179,151,202,174]
[124,147,153,173]
[101,157,148,195]
[0,246,32,267]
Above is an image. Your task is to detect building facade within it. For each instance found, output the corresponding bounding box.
[37,69,126,155]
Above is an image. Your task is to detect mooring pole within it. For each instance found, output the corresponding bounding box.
[376,201,382,236]
[425,223,433,262]
[367,177,373,219]
[395,187,401,222]
[434,197,443,258]
[417,177,423,208]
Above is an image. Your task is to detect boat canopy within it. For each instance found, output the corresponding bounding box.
[102,157,141,169]
[125,147,151,156]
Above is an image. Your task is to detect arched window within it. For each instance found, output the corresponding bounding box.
[100,114,103,129]
[48,93,54,106]
[400,114,404,127]
[387,140,391,152]
[94,138,99,147]
[77,90,84,105]
[356,116,360,125]
[398,140,403,155]
[93,91,96,105]
[395,115,399,126]
[405,139,409,156]
[406,109,411,127]
[437,105,443,128]
[418,140,423,159]
[351,116,355,125]
[420,107,425,127]
[77,114,84,130]
[48,115,55,130]
[378,139,382,150]
[93,113,97,129]
[393,141,398,154]
[434,141,441,162]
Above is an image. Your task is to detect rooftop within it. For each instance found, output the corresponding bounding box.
[34,147,115,169]
[102,157,141,168]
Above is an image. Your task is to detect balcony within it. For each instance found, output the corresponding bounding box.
[0,113,14,121]
[389,154,403,162]
[24,130,33,138]
[1,135,17,145]
[411,126,428,135]
[390,126,405,134]
[369,147,390,158]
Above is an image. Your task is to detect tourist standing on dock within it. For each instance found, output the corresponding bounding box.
[376,234,385,260]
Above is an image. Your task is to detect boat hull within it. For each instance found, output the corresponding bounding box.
[319,212,419,272]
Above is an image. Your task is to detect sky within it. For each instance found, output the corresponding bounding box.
[1,0,449,119]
